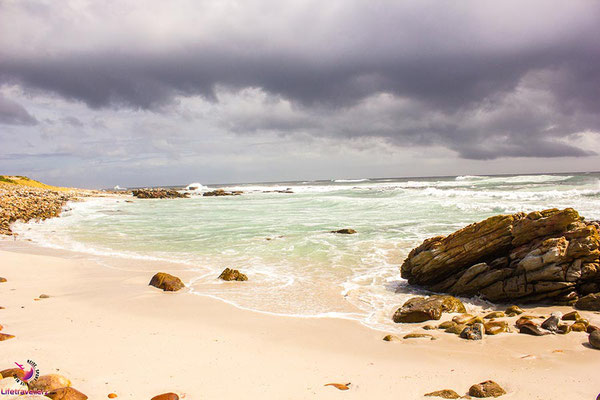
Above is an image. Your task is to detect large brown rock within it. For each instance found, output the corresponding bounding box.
[393,295,466,323]
[149,273,185,292]
[132,189,188,199]
[401,209,600,304]
[46,387,88,400]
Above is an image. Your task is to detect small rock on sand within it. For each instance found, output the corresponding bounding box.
[149,272,185,291]
[218,268,248,281]
[0,333,15,341]
[29,374,71,392]
[151,393,179,400]
[424,389,460,399]
[39,294,50,299]
[46,387,88,399]
[0,277,7,283]
[589,331,600,349]
[468,380,506,397]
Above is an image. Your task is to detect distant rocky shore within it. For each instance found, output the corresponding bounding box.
[0,182,94,236]
[401,208,600,305]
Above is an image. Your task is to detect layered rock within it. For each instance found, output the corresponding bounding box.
[401,208,600,304]
[203,189,243,197]
[393,295,466,323]
[132,189,188,199]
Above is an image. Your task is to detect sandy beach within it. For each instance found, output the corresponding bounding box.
[1,245,599,399]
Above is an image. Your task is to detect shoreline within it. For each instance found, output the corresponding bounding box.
[1,243,599,399]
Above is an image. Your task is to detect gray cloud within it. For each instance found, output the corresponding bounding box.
[0,94,37,125]
[0,0,599,187]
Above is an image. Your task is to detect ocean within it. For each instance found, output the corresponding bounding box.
[10,172,600,331]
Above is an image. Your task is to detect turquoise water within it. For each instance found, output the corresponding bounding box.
[12,173,600,330]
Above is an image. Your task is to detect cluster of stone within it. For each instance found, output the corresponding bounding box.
[0,183,88,236]
[131,189,188,199]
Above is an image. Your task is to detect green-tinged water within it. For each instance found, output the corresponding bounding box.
[12,173,600,330]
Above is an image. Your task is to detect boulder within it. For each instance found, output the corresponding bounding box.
[468,380,506,397]
[518,321,547,336]
[424,389,461,399]
[505,305,524,316]
[149,273,185,292]
[45,387,88,400]
[400,209,600,305]
[562,311,581,321]
[587,325,600,334]
[445,323,467,335]
[28,374,71,392]
[0,368,25,380]
[0,277,6,282]
[151,394,179,400]
[484,311,505,319]
[589,331,600,349]
[575,293,600,311]
[393,295,466,323]
[218,268,248,281]
[571,322,587,332]
[203,189,241,197]
[557,324,571,334]
[331,229,357,234]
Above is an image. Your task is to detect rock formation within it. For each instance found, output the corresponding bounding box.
[203,189,243,197]
[401,208,600,304]
[132,189,188,199]
[393,295,466,323]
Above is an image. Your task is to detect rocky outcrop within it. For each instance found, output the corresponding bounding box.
[0,183,88,236]
[132,189,188,199]
[331,228,357,234]
[218,268,248,281]
[203,189,243,197]
[393,295,466,323]
[149,272,185,291]
[401,208,600,304]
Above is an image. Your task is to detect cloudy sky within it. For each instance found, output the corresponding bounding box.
[1,0,599,188]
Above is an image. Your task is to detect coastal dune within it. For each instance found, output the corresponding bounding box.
[0,248,599,399]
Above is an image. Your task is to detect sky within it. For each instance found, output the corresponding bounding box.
[1,0,599,188]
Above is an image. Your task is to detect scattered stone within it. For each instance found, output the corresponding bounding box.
[29,374,71,391]
[484,311,505,319]
[445,323,467,335]
[515,316,535,329]
[468,380,506,398]
[151,394,180,400]
[519,321,548,336]
[424,389,461,399]
[0,277,6,283]
[574,293,600,311]
[218,268,248,281]
[203,189,242,197]
[541,312,562,332]
[392,295,466,323]
[571,322,587,332]
[403,333,436,340]
[400,208,600,305]
[46,387,88,400]
[382,334,401,342]
[505,306,524,316]
[484,321,508,335]
[452,314,474,325]
[557,324,571,334]
[460,323,484,340]
[132,189,188,199]
[149,272,185,291]
[589,331,600,349]
[324,383,351,391]
[438,321,457,330]
[39,294,50,299]
[562,311,581,321]
[331,228,357,234]
[587,325,600,334]
[0,333,15,341]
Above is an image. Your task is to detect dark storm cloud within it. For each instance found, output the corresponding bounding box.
[0,0,599,160]
[0,94,37,125]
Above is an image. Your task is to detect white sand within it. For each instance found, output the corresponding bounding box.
[0,249,598,399]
